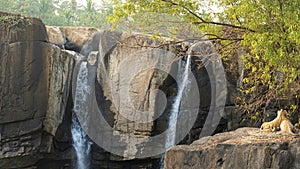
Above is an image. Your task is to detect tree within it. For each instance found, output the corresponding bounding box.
[77,0,101,27]
[109,0,300,123]
[76,0,117,29]
[0,0,115,29]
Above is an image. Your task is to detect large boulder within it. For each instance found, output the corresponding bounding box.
[0,12,74,168]
[96,31,177,159]
[165,127,300,169]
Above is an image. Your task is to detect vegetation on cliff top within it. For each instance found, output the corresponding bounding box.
[0,15,31,27]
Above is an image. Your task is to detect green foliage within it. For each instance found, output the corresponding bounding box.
[109,0,300,117]
[225,0,300,115]
[0,0,116,29]
[108,0,208,37]
[0,15,30,27]
[0,16,19,26]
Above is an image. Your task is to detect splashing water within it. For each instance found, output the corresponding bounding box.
[71,61,92,169]
[71,114,91,169]
[160,55,191,169]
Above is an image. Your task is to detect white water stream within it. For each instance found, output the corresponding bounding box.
[71,61,92,169]
[161,55,191,169]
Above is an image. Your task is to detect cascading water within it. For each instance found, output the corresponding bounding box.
[165,55,191,148]
[160,55,191,169]
[71,61,92,169]
[71,113,91,169]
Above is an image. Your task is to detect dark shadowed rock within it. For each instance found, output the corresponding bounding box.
[165,127,300,169]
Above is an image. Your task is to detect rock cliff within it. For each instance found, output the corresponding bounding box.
[0,11,228,168]
[0,12,74,168]
[165,127,300,169]
[2,11,297,169]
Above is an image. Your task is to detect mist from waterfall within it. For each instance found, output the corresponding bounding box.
[71,61,92,169]
[160,55,191,169]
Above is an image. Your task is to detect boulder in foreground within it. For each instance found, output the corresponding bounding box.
[165,127,300,169]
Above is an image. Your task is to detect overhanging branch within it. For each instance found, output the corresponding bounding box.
[162,0,256,33]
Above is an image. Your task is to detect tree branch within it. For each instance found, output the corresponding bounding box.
[118,33,243,49]
[162,0,256,33]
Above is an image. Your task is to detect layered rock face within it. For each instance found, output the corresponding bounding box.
[165,128,300,169]
[0,12,74,168]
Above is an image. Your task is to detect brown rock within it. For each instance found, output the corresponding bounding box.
[46,26,65,45]
[165,127,300,169]
[0,41,49,126]
[96,32,177,158]
[62,26,98,47]
[0,12,74,168]
[0,11,48,43]
[46,26,99,53]
[43,49,75,136]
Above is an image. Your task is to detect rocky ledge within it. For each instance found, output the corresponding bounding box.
[165,127,300,169]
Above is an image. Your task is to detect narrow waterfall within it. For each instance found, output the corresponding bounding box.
[71,61,92,169]
[160,55,191,168]
[165,55,191,148]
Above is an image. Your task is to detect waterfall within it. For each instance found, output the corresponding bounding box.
[160,55,191,168]
[71,61,92,169]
